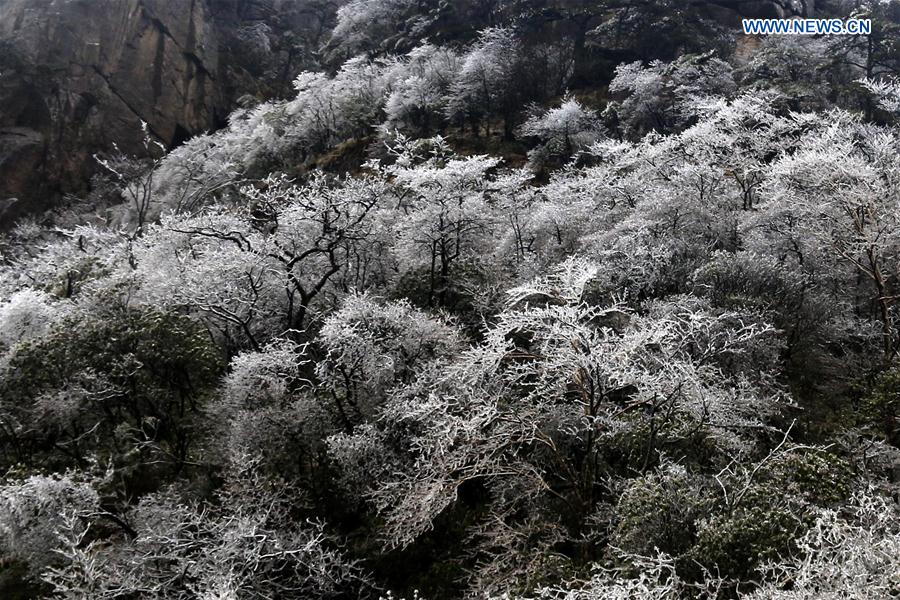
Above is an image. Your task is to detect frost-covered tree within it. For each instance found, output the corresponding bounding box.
[287,56,398,156]
[0,224,129,301]
[335,259,783,587]
[859,75,900,115]
[316,293,464,422]
[518,96,603,165]
[766,115,900,356]
[135,210,284,351]
[0,288,62,352]
[135,173,384,349]
[149,131,247,214]
[606,53,736,138]
[490,551,696,600]
[42,469,369,600]
[737,36,836,112]
[94,122,166,235]
[376,137,501,307]
[0,473,100,580]
[383,44,462,134]
[747,490,900,599]
[209,338,333,483]
[446,28,524,138]
[328,0,420,58]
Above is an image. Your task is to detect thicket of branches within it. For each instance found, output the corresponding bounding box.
[2,1,900,598]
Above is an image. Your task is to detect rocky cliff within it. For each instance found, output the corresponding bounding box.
[0,0,331,225]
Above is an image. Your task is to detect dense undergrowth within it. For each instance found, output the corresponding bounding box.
[2,1,900,598]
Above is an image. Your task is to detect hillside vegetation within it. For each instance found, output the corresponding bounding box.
[1,1,900,598]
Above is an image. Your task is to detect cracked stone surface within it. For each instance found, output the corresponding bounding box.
[0,0,328,224]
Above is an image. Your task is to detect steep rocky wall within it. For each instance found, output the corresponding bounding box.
[0,0,331,225]
[0,0,225,223]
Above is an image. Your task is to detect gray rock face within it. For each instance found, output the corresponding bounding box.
[0,0,223,221]
[0,0,330,224]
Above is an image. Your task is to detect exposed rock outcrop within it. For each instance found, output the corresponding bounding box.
[0,0,331,225]
[0,0,222,221]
